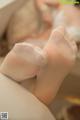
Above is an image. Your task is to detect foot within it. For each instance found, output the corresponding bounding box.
[0,42,47,82]
[34,27,77,104]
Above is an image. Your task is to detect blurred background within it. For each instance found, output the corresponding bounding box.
[0,0,80,119]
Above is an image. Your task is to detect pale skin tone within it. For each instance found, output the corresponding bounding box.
[7,0,51,48]
[63,5,80,27]
[7,1,80,50]
[24,4,80,102]
[0,73,55,120]
[0,1,79,119]
[55,5,80,38]
[0,27,77,120]
[7,0,60,49]
[0,27,77,105]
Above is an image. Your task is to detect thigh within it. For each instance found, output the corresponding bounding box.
[0,73,55,120]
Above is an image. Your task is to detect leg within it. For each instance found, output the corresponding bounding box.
[0,73,54,120]
[0,42,47,82]
[34,27,77,104]
[0,27,77,105]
